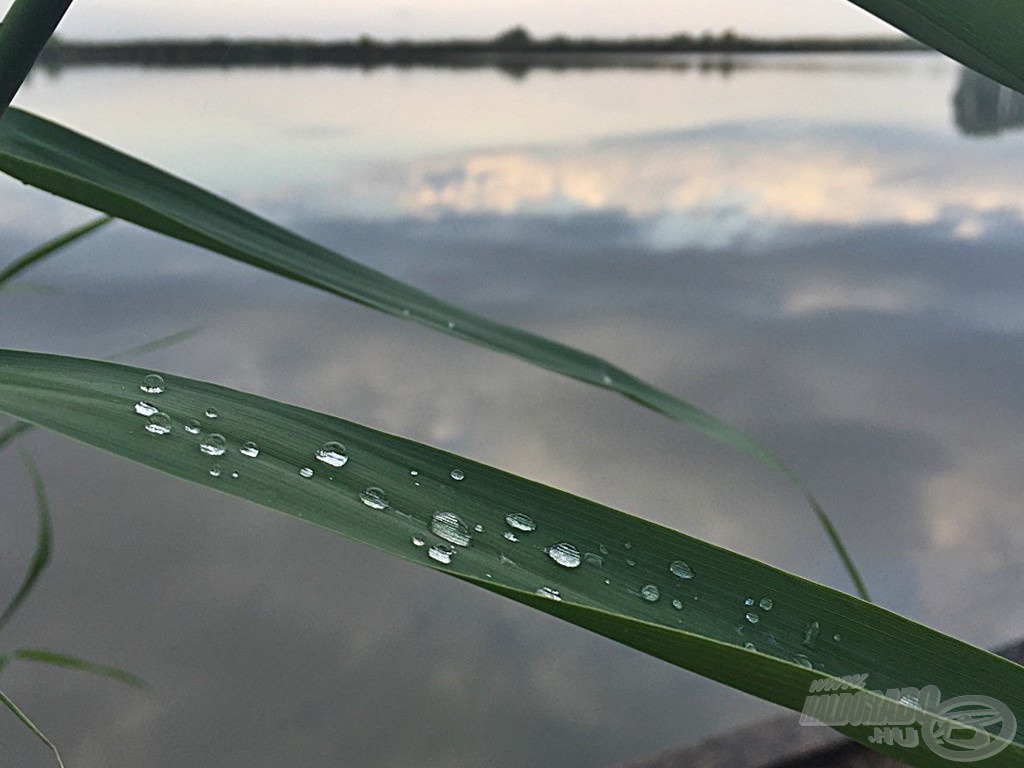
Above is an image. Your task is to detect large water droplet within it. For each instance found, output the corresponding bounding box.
[671,598,683,610]
[134,401,159,417]
[669,560,695,580]
[431,511,472,547]
[745,612,760,624]
[204,407,219,419]
[428,544,455,564]
[360,487,389,510]
[450,468,465,481]
[547,542,581,568]
[316,441,348,467]
[239,441,260,458]
[505,513,536,532]
[140,373,165,394]
[145,412,172,435]
[184,419,201,435]
[759,597,774,611]
[640,584,660,602]
[200,434,226,456]
[299,467,314,478]
[536,587,562,601]
[802,620,821,647]
[503,531,519,542]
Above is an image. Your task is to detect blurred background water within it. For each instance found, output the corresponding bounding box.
[2,52,1024,767]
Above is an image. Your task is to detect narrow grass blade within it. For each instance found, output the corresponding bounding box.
[0,453,53,631]
[6,649,144,689]
[0,108,868,598]
[846,1,1024,94]
[0,349,1018,766]
[0,0,73,116]
[105,326,204,362]
[0,687,65,768]
[0,420,33,454]
[0,215,111,291]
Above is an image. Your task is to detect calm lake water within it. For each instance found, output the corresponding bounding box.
[2,53,1024,767]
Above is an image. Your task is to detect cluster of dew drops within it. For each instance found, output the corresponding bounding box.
[134,373,835,664]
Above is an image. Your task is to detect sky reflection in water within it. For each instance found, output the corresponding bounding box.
[2,54,1024,767]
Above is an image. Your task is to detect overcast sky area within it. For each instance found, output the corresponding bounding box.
[0,0,898,41]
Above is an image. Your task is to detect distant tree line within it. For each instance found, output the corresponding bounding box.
[36,26,925,69]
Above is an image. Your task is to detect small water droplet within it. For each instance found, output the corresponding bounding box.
[473,524,484,533]
[359,487,389,510]
[792,654,814,669]
[744,642,757,651]
[184,420,201,435]
[598,544,609,555]
[624,542,632,550]
[547,542,581,568]
[140,373,165,394]
[759,597,774,611]
[200,434,226,456]
[450,468,465,481]
[802,620,821,647]
[604,579,611,585]
[145,412,172,435]
[505,513,536,532]
[601,373,613,385]
[640,584,660,602]
[583,552,603,567]
[231,471,239,479]
[503,531,519,542]
[316,441,348,467]
[833,633,841,642]
[411,536,425,547]
[745,612,759,624]
[428,544,455,564]
[239,441,260,458]
[209,465,222,478]
[671,598,683,610]
[299,467,314,478]
[204,407,218,419]
[536,586,562,601]
[446,320,456,330]
[626,558,637,567]
[134,401,159,417]
[409,470,419,476]
[669,560,695,580]
[431,511,472,547]
[401,308,410,317]
[744,597,755,606]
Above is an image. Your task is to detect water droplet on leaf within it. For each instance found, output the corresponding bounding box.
[547,542,581,568]
[428,544,455,564]
[450,468,465,481]
[299,467,314,478]
[204,407,218,419]
[145,412,172,435]
[184,420,201,435]
[759,597,774,611]
[431,511,472,547]
[669,560,695,580]
[316,441,348,467]
[200,434,226,456]
[360,487,389,510]
[140,374,165,394]
[239,441,259,458]
[536,587,562,601]
[640,584,660,602]
[745,612,759,624]
[134,401,159,417]
[505,513,536,532]
[803,621,821,647]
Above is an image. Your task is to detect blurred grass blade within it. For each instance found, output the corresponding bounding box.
[0,349,1018,766]
[0,687,65,768]
[0,215,111,291]
[0,108,868,599]
[0,453,52,631]
[0,0,73,116]
[847,1,1024,93]
[8,649,145,688]
[0,420,33,454]
[106,326,204,362]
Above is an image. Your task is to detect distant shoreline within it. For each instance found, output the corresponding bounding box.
[37,30,928,70]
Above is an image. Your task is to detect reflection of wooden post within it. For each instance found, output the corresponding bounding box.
[954,68,1024,136]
